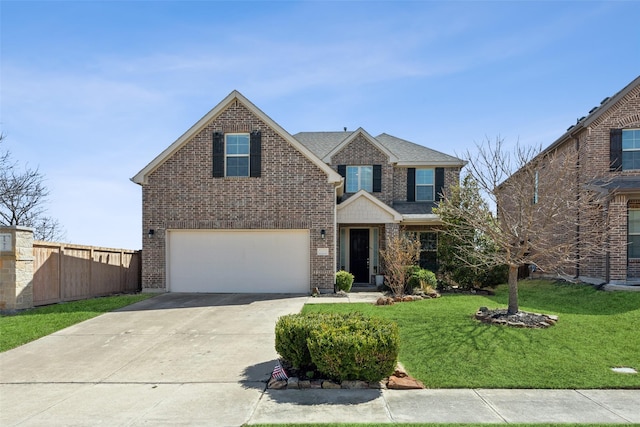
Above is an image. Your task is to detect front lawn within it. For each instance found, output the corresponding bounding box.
[302,280,640,389]
[0,294,155,352]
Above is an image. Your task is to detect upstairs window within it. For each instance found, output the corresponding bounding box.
[416,168,434,201]
[622,129,640,171]
[225,133,250,177]
[212,131,261,178]
[346,166,373,192]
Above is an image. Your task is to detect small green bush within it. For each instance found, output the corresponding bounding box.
[406,267,437,292]
[414,268,437,291]
[335,270,355,292]
[275,312,399,383]
[307,313,399,382]
[274,313,322,369]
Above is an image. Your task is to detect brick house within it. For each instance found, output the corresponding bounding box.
[132,91,465,293]
[501,76,640,285]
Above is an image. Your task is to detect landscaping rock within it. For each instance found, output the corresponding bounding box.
[475,307,559,328]
[287,377,299,389]
[387,375,425,390]
[375,296,394,306]
[321,380,341,389]
[298,380,311,389]
[268,378,288,390]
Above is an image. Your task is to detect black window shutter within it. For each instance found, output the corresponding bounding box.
[373,165,382,192]
[337,165,347,189]
[250,130,262,177]
[435,167,445,201]
[610,128,623,171]
[407,168,416,202]
[212,132,224,177]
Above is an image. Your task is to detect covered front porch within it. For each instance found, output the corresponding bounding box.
[336,190,441,286]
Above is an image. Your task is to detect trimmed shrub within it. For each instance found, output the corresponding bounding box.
[414,268,437,291]
[307,313,399,382]
[335,270,355,292]
[274,313,321,369]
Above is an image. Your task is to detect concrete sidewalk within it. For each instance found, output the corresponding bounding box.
[1,292,639,426]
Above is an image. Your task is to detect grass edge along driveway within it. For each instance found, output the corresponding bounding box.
[0,293,155,352]
[303,280,640,389]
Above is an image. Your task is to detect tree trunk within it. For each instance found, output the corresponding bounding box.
[507,264,519,315]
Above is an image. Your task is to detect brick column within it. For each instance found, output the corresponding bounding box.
[385,222,400,243]
[608,196,628,283]
[0,226,34,310]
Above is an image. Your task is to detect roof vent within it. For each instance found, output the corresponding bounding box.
[577,116,586,123]
[344,127,347,132]
[589,106,598,114]
[567,125,575,131]
[601,97,610,105]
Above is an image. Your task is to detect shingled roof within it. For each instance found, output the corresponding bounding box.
[293,131,465,167]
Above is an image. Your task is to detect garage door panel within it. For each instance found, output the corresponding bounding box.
[168,230,310,293]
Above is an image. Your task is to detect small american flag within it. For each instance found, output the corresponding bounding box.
[272,361,288,381]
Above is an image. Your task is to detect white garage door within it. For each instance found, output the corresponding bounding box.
[167,230,310,293]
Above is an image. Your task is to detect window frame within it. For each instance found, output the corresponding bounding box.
[225,133,250,177]
[622,129,640,171]
[405,231,438,271]
[415,168,435,202]
[533,170,539,204]
[628,207,640,259]
[346,165,373,193]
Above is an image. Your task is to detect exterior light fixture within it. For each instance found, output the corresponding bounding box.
[320,229,326,239]
[148,229,155,238]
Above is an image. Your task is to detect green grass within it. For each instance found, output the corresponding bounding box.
[302,280,640,389]
[0,294,155,352]
[250,424,637,427]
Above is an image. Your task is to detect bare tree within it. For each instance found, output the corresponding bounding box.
[0,135,66,241]
[380,234,421,297]
[436,136,607,314]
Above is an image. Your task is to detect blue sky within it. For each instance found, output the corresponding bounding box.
[1,0,639,249]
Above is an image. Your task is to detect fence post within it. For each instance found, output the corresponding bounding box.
[0,226,35,310]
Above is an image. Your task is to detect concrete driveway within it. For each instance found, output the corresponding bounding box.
[0,293,308,426]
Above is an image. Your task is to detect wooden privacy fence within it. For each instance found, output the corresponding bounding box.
[32,242,141,306]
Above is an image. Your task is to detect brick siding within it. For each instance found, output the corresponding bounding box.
[142,100,336,291]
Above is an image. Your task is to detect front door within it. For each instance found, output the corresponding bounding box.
[349,229,370,283]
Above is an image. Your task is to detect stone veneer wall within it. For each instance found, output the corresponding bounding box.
[0,226,34,310]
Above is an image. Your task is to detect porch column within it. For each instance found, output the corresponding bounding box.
[385,223,400,243]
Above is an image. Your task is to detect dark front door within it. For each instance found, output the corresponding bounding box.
[349,229,370,283]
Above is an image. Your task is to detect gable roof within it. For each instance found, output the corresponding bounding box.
[337,190,403,223]
[131,90,343,186]
[544,75,640,155]
[320,127,399,163]
[293,131,465,167]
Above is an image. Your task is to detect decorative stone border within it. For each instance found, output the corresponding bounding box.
[268,366,425,390]
[475,307,558,328]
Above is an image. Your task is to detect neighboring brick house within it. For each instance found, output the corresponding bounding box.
[501,76,640,285]
[132,91,465,293]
